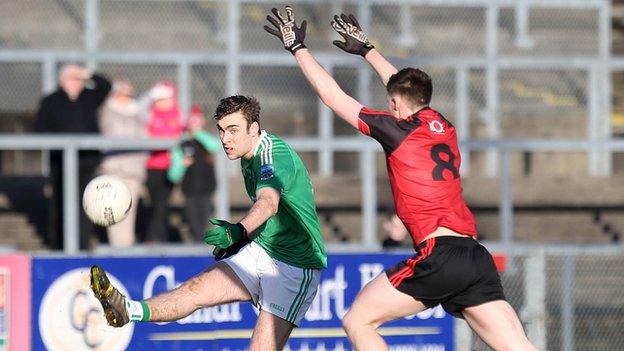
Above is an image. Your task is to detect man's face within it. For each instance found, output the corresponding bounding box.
[114,84,134,104]
[60,70,85,99]
[153,96,175,111]
[216,111,258,160]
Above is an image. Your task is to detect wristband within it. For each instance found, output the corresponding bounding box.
[236,222,248,238]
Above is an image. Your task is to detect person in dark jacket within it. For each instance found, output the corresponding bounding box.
[34,64,111,250]
[167,105,219,242]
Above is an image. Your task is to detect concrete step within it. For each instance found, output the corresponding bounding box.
[0,212,45,251]
[475,212,608,243]
[226,173,624,208]
[223,172,624,210]
[462,175,624,206]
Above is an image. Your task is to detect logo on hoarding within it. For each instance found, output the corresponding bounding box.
[38,268,134,351]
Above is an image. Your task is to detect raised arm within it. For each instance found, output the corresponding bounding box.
[89,73,112,106]
[331,14,398,86]
[364,49,398,86]
[264,6,363,129]
[294,49,363,128]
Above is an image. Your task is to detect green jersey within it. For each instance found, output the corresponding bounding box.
[241,131,327,269]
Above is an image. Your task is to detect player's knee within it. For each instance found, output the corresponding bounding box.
[342,309,376,335]
[183,276,200,293]
[341,310,358,335]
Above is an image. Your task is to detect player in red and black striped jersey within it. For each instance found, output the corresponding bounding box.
[358,105,478,243]
[265,6,537,351]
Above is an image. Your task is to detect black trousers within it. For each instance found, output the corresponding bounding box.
[145,169,173,242]
[184,194,213,242]
[48,156,97,250]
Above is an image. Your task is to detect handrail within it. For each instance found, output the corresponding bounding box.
[3,135,624,151]
[0,0,615,179]
[1,134,624,253]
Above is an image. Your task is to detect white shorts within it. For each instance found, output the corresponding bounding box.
[222,241,321,326]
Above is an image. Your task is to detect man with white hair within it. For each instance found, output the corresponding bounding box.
[34,64,111,250]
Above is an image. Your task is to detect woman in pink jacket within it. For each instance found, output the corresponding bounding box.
[144,81,183,243]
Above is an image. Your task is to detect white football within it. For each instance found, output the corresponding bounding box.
[82,175,132,227]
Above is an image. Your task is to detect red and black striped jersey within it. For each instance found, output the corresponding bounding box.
[358,106,477,245]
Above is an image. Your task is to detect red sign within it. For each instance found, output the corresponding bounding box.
[0,254,31,351]
[493,254,507,272]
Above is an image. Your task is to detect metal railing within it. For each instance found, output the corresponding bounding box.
[458,243,624,351]
[3,135,624,254]
[0,0,619,177]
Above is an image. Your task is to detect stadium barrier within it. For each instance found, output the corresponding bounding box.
[30,253,452,351]
[1,245,622,350]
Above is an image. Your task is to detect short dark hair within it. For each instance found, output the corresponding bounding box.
[213,95,261,130]
[386,68,432,107]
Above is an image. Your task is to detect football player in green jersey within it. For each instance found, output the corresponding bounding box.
[91,95,326,351]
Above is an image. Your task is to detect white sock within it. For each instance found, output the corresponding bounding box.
[125,300,144,322]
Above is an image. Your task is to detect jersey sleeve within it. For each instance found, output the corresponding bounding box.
[358,107,413,154]
[195,130,221,154]
[254,142,293,194]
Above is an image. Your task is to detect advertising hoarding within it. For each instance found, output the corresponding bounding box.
[33,254,453,351]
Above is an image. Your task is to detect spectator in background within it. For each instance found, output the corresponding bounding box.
[34,64,111,250]
[98,78,148,248]
[144,81,183,243]
[381,212,409,249]
[167,105,220,243]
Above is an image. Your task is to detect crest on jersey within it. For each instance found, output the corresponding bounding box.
[260,164,275,180]
[428,120,445,134]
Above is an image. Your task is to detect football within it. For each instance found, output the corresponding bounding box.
[82,175,132,227]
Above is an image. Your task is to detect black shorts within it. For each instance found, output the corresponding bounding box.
[386,236,505,318]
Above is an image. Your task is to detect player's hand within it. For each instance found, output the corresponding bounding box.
[213,236,252,261]
[78,67,93,80]
[204,219,246,249]
[331,13,374,57]
[264,6,307,55]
